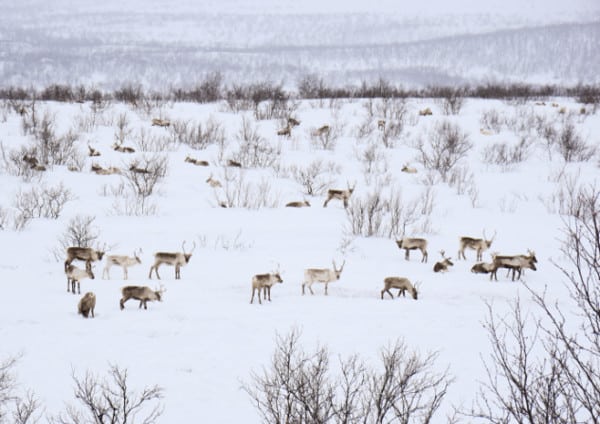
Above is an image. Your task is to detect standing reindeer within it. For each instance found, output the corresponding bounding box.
[302,260,345,295]
[250,272,284,304]
[148,241,195,279]
[458,230,496,261]
[103,249,142,280]
[78,292,96,318]
[396,237,428,262]
[65,246,105,273]
[120,285,165,310]
[381,277,418,300]
[66,264,95,294]
[433,250,454,273]
[323,182,356,208]
[490,250,537,282]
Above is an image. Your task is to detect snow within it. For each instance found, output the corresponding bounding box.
[0,95,598,421]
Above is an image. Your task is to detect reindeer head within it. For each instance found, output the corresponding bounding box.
[134,248,143,264]
[483,230,497,249]
[182,241,196,263]
[333,260,345,279]
[412,281,420,300]
[527,249,537,263]
[155,285,166,302]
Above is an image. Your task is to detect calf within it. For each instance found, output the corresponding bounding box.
[381,277,418,300]
[78,292,96,318]
[66,264,95,294]
[250,273,283,304]
[120,285,165,310]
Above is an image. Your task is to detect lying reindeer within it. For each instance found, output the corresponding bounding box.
[250,272,283,304]
[120,285,165,310]
[433,250,454,273]
[381,277,418,300]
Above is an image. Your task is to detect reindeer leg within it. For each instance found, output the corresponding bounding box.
[405,250,409,261]
[120,298,125,310]
[324,283,328,295]
[124,266,128,280]
[175,264,180,279]
[250,288,256,304]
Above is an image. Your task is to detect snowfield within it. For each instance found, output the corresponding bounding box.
[0,95,598,422]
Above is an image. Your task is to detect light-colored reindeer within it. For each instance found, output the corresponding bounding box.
[185,155,209,166]
[285,200,311,208]
[112,141,135,153]
[401,164,418,174]
[396,237,428,262]
[66,264,95,294]
[250,272,284,304]
[381,277,418,300]
[87,144,101,157]
[103,249,142,280]
[490,250,537,282]
[148,241,196,280]
[91,163,121,175]
[433,250,454,273]
[302,260,345,295]
[313,125,331,137]
[323,182,356,208]
[151,118,171,127]
[120,285,166,310]
[458,230,496,261]
[277,126,292,137]
[206,173,222,188]
[78,292,96,318]
[65,246,105,273]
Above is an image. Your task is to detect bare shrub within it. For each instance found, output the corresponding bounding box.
[51,364,163,424]
[0,206,8,230]
[217,169,280,209]
[114,113,132,146]
[24,111,79,167]
[556,119,595,162]
[243,328,452,424]
[433,87,466,115]
[417,121,472,182]
[479,109,504,133]
[233,116,280,168]
[170,117,225,150]
[482,137,531,169]
[51,214,101,261]
[290,160,340,196]
[0,143,43,181]
[0,356,42,424]
[357,142,388,185]
[134,128,175,152]
[13,183,74,230]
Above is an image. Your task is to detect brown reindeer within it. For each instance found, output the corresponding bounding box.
[148,241,195,279]
[433,250,454,273]
[285,200,311,208]
[458,230,496,261]
[323,182,356,208]
[396,237,428,262]
[184,155,209,166]
[250,273,284,304]
[120,285,165,310]
[65,246,105,273]
[381,277,418,300]
[78,292,96,318]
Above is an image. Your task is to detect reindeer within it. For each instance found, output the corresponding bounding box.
[22,154,46,171]
[313,125,331,137]
[395,237,428,262]
[377,120,386,131]
[112,142,135,153]
[65,246,105,273]
[87,144,101,157]
[148,241,195,280]
[490,250,537,282]
[419,107,433,116]
[433,250,454,273]
[226,159,242,168]
[286,200,311,208]
[91,163,121,175]
[151,118,171,127]
[102,249,142,280]
[206,173,222,188]
[120,285,165,310]
[185,155,209,166]
[250,272,283,304]
[288,117,301,127]
[471,261,495,274]
[277,126,292,137]
[401,164,418,174]
[78,292,96,318]
[302,260,345,295]
[458,230,496,261]
[381,277,418,300]
[129,161,150,174]
[66,264,95,294]
[323,182,356,208]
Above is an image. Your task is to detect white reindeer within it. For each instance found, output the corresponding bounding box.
[148,241,196,280]
[103,249,142,280]
[66,264,95,295]
[323,182,356,208]
[302,260,345,295]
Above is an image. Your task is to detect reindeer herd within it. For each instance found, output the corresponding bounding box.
[63,224,537,318]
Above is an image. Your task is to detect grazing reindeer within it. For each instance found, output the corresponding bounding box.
[419,107,433,116]
[323,182,356,208]
[185,155,209,166]
[302,260,345,295]
[78,292,96,318]
[91,163,121,175]
[401,164,418,174]
[471,261,495,274]
[277,126,292,137]
[112,141,135,153]
[490,251,537,282]
[433,250,454,273]
[250,272,284,304]
[102,249,142,280]
[120,285,165,310]
[148,241,196,279]
[66,264,95,294]
[206,173,222,188]
[458,230,496,261]
[377,120,386,131]
[395,237,428,262]
[87,144,101,157]
[288,117,301,127]
[65,246,105,273]
[151,118,170,127]
[226,159,242,168]
[286,200,311,208]
[381,277,418,300]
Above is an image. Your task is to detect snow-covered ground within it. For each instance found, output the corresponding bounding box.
[0,95,598,421]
